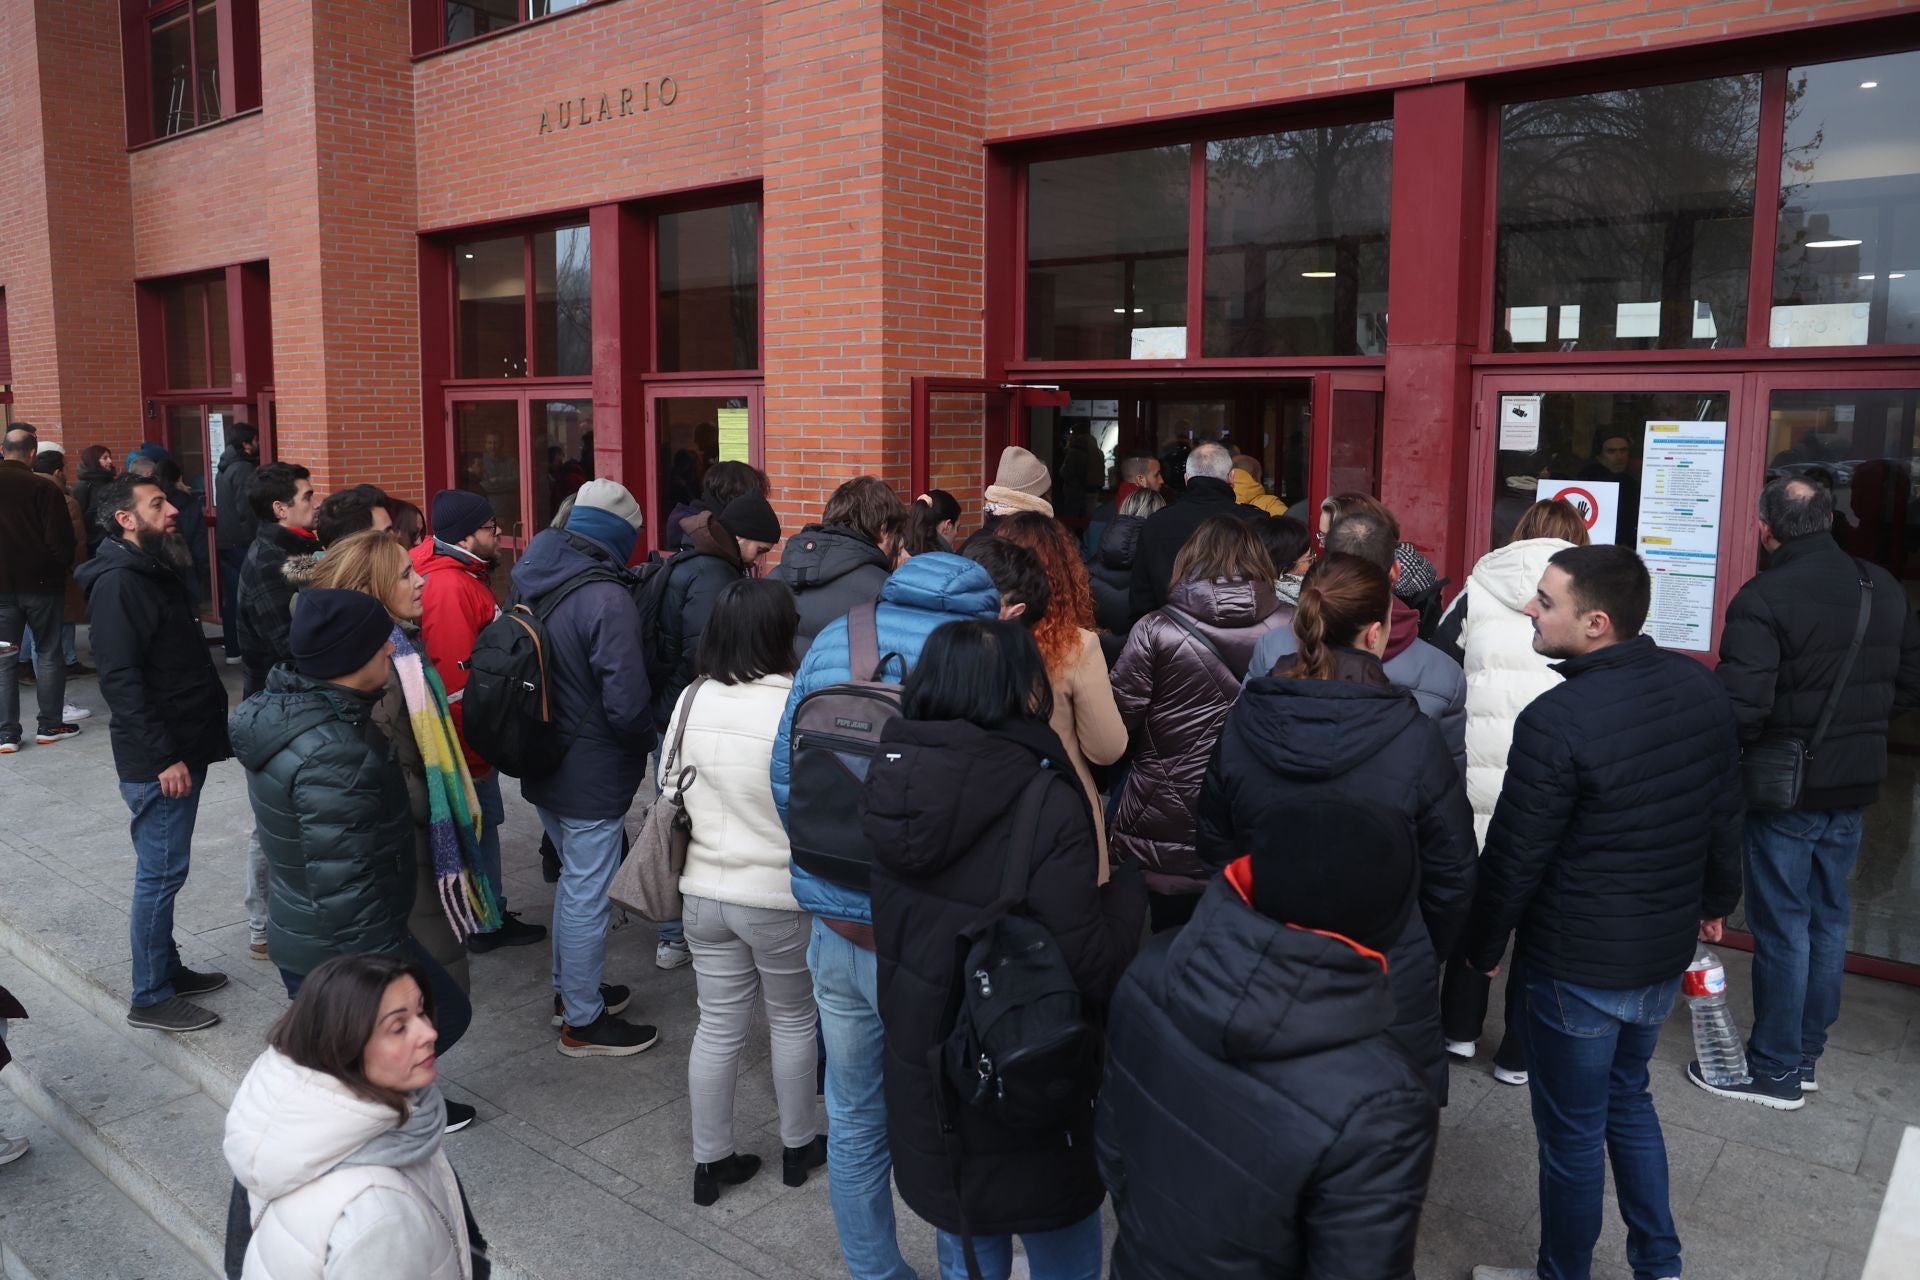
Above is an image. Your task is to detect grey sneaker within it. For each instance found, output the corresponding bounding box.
[126,996,220,1033]
[171,967,229,997]
[0,1133,28,1166]
[1472,1267,1537,1280]
[655,939,691,970]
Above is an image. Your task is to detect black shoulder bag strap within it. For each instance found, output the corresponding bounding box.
[931,770,1057,1280]
[1163,606,1244,688]
[1806,565,1875,759]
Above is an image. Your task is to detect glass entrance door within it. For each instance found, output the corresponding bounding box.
[643,383,763,553]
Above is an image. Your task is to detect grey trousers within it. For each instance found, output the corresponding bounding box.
[682,894,819,1163]
[244,827,270,945]
[0,592,67,738]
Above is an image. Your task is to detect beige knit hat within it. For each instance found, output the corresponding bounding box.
[992,445,1051,500]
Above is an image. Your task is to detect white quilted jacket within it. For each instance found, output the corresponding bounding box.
[1454,537,1576,849]
[660,673,802,912]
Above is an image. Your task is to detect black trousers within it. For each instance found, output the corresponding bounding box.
[1440,952,1527,1071]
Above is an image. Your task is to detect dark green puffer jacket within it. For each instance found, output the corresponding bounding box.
[229,666,416,977]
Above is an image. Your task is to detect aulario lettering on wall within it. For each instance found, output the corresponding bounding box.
[538,78,678,135]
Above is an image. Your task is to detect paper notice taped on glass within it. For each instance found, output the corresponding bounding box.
[716,407,750,463]
[1499,395,1543,452]
[209,413,226,480]
[1636,420,1726,651]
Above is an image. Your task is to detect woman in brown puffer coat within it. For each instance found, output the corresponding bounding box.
[1110,516,1285,933]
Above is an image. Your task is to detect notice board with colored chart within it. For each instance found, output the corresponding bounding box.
[717,407,750,463]
[1636,420,1726,652]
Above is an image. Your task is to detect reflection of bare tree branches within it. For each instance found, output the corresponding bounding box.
[552,226,592,371]
[1208,123,1392,243]
[727,203,760,368]
[1496,77,1761,347]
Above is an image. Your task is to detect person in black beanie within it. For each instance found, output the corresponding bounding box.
[227,589,475,1099]
[1096,803,1441,1279]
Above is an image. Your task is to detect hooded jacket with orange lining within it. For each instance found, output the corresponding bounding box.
[1097,867,1438,1280]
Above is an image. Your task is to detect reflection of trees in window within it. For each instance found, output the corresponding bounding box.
[543,226,592,378]
[1205,123,1393,356]
[1495,77,1760,350]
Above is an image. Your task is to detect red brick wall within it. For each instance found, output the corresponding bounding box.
[985,0,1915,134]
[129,114,271,277]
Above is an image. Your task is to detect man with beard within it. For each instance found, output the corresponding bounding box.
[78,478,233,1033]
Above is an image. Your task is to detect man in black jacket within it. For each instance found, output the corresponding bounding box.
[1466,544,1742,1280]
[77,479,232,1034]
[1711,477,1920,1107]
[213,421,259,664]
[1128,441,1263,619]
[234,461,316,697]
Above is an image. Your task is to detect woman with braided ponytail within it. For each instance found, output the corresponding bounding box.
[1195,552,1477,1099]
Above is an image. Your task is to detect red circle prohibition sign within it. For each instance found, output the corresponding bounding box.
[1557,486,1601,528]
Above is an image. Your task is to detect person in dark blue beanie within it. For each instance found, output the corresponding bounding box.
[430,488,493,546]
[508,480,660,1057]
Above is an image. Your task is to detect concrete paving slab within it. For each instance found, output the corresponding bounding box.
[1648,1056,1873,1174]
[1694,1139,1888,1254]
[1,1183,215,1280]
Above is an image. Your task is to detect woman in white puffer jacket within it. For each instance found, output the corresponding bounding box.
[224,953,477,1280]
[1431,498,1588,1084]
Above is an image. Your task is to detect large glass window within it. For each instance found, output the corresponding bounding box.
[159,274,231,390]
[130,0,259,144]
[1770,53,1920,348]
[657,202,760,371]
[1495,77,1761,352]
[1204,123,1393,357]
[438,0,594,49]
[454,227,590,379]
[1026,147,1190,360]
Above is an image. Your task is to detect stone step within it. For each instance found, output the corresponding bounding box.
[0,1086,213,1280]
[0,962,225,1277]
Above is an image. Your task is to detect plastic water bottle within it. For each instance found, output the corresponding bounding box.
[1685,946,1747,1087]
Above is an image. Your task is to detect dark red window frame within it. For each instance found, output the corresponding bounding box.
[411,0,618,58]
[120,0,261,148]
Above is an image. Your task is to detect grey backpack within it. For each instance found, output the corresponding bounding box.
[787,603,904,889]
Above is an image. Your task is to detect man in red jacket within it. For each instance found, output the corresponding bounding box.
[413,488,546,951]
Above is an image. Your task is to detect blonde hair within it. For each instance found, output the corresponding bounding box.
[310,529,412,618]
[1512,498,1590,546]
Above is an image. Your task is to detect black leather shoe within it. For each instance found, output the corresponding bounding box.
[782,1135,827,1187]
[693,1153,762,1206]
[467,911,547,953]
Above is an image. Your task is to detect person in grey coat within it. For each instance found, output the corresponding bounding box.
[770,477,903,660]
[1248,507,1466,775]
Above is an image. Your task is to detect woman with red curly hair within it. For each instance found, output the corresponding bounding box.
[988,512,1128,878]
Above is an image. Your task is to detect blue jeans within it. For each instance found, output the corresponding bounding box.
[1520,968,1683,1280]
[534,808,624,1027]
[472,771,508,920]
[809,917,916,1280]
[121,769,208,1008]
[936,1209,1103,1280]
[278,939,472,1056]
[218,546,246,659]
[1744,807,1864,1079]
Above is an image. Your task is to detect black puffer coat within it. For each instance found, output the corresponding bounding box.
[236,523,316,692]
[864,716,1147,1237]
[1110,575,1285,893]
[652,511,746,725]
[70,461,116,554]
[1097,874,1439,1280]
[77,536,231,783]
[1716,531,1920,810]
[770,524,891,661]
[228,667,415,978]
[1128,476,1263,617]
[1467,635,1745,990]
[1196,651,1476,1098]
[214,447,259,551]
[1090,515,1143,643]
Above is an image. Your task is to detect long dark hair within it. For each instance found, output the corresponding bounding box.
[1289,552,1392,681]
[697,578,800,683]
[267,953,438,1122]
[902,619,1054,728]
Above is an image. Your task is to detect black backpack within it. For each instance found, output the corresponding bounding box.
[938,771,1101,1130]
[787,604,906,888]
[460,568,623,779]
[932,771,1102,1280]
[628,552,678,688]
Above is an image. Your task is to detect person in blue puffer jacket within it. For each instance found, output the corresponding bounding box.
[770,549,1003,1280]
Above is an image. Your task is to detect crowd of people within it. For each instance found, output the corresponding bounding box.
[1,419,1916,1280]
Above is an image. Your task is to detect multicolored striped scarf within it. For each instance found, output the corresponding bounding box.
[390,625,501,939]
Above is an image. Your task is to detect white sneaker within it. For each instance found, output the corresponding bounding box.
[655,939,691,970]
[0,1133,28,1166]
[1445,1039,1477,1059]
[1472,1267,1537,1280]
[62,703,91,721]
[1493,1065,1529,1086]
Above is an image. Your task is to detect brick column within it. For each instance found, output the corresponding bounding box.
[0,0,140,450]
[760,0,986,530]
[260,0,421,500]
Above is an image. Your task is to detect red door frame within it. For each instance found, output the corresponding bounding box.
[908,377,1017,499]
[641,381,765,554]
[442,387,545,561]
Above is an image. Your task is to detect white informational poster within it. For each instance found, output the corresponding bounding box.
[1498,395,1543,452]
[1539,478,1620,546]
[1129,327,1187,360]
[1637,420,1727,652]
[208,413,226,481]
